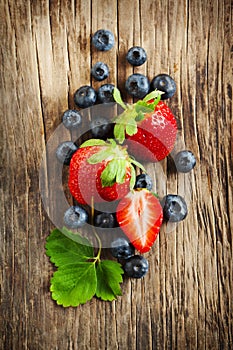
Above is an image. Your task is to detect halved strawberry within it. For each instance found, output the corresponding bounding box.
[113,88,177,162]
[68,139,145,205]
[116,189,163,253]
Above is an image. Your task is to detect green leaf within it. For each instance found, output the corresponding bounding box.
[129,164,136,190]
[143,89,163,102]
[80,139,107,148]
[116,159,127,184]
[46,228,94,267]
[96,260,123,301]
[114,123,125,144]
[50,262,97,307]
[101,160,119,187]
[125,118,137,136]
[113,87,127,110]
[87,148,110,164]
[130,157,146,172]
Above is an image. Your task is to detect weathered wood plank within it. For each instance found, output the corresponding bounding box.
[0,0,232,349]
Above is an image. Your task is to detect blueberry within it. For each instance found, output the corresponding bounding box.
[62,110,82,130]
[126,46,147,66]
[64,206,88,228]
[150,74,176,100]
[74,86,97,108]
[134,173,153,191]
[56,141,78,165]
[92,29,115,51]
[161,194,188,222]
[174,150,196,173]
[90,117,112,139]
[110,237,135,260]
[125,74,150,98]
[95,212,116,228]
[123,255,149,279]
[97,84,115,103]
[91,62,109,81]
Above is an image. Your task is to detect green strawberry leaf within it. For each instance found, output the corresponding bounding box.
[116,159,127,184]
[100,159,119,187]
[80,139,107,148]
[96,260,124,301]
[114,123,125,144]
[50,262,97,307]
[125,118,137,136]
[142,89,163,102]
[46,228,94,267]
[129,164,136,190]
[113,87,127,110]
[88,148,110,164]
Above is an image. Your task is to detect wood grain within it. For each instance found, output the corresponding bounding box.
[0,0,232,349]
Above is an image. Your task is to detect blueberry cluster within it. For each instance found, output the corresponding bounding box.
[71,29,177,109]
[55,29,196,280]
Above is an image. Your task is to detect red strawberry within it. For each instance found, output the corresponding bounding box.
[116,189,163,253]
[68,139,144,205]
[113,88,177,162]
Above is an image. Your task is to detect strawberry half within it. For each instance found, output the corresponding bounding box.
[113,88,177,162]
[116,189,163,253]
[68,139,145,205]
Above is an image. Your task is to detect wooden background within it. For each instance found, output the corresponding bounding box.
[1,0,232,349]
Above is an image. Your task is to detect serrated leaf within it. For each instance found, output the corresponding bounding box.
[50,262,97,307]
[46,228,94,267]
[101,160,118,187]
[114,123,125,144]
[80,139,107,148]
[96,260,123,301]
[125,119,137,136]
[113,87,127,110]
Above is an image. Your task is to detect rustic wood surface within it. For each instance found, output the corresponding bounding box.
[1,0,232,349]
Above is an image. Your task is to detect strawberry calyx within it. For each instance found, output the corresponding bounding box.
[79,138,146,190]
[113,87,164,144]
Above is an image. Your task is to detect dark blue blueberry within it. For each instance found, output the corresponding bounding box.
[134,173,153,191]
[125,74,150,98]
[74,86,97,108]
[64,206,88,229]
[62,109,82,130]
[97,84,115,103]
[56,141,78,165]
[110,237,135,260]
[174,150,196,173]
[95,212,116,228]
[90,117,112,139]
[161,194,188,222]
[150,74,176,100]
[92,29,115,51]
[126,46,147,66]
[123,255,149,279]
[91,62,109,81]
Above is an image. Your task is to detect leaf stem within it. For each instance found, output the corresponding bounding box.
[91,196,102,262]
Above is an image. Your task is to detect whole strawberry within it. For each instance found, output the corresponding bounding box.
[113,88,177,162]
[116,189,163,253]
[68,139,145,205]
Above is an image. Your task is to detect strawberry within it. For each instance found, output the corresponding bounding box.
[116,189,163,253]
[68,139,145,205]
[113,88,177,162]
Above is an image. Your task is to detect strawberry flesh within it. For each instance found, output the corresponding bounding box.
[116,189,163,253]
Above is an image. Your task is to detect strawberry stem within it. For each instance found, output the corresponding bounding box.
[91,196,102,262]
